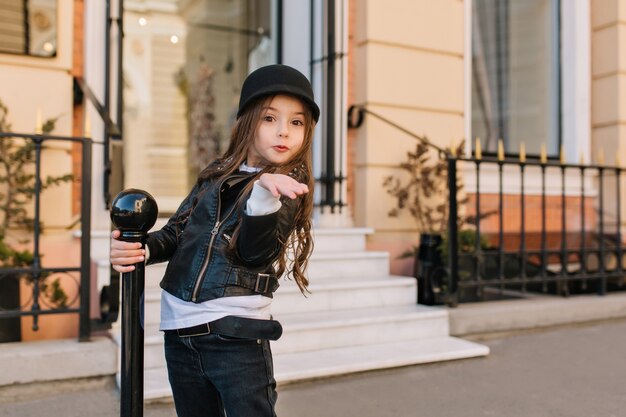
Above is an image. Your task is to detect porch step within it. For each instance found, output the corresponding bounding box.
[142,336,489,400]
[310,227,373,253]
[137,305,451,370]
[273,336,489,384]
[106,226,488,401]
[146,244,389,288]
[306,251,390,278]
[272,304,449,354]
[272,274,416,315]
[144,250,391,287]
[142,274,419,334]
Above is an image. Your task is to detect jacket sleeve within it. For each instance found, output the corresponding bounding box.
[145,181,203,265]
[237,195,299,266]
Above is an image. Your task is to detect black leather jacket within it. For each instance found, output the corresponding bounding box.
[146,170,298,303]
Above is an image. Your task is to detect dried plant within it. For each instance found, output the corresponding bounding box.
[383,140,467,234]
[0,99,73,308]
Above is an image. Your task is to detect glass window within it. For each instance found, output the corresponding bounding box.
[472,0,560,157]
[0,0,57,57]
[123,0,278,212]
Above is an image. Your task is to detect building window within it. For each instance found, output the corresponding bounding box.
[471,0,561,158]
[0,0,57,57]
[123,1,280,212]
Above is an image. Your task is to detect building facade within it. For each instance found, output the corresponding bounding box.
[0,0,624,338]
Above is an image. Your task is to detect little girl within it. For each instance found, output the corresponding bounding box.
[110,64,319,417]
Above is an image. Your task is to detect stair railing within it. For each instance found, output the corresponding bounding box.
[0,132,92,341]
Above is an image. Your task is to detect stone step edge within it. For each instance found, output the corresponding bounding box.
[143,275,416,301]
[274,336,489,384]
[140,336,489,400]
[127,307,448,346]
[312,227,374,236]
[310,251,388,260]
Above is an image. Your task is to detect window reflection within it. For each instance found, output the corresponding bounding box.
[123,0,276,212]
[0,0,57,58]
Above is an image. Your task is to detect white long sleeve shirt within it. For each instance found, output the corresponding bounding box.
[159,165,281,330]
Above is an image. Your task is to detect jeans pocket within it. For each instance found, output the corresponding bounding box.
[215,333,259,343]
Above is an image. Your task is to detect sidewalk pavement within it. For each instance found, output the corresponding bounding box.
[2,318,625,417]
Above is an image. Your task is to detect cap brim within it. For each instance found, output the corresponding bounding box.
[237,85,320,122]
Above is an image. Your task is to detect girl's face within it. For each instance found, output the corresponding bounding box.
[247,95,306,167]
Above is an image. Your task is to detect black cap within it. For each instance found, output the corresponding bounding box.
[237,64,320,122]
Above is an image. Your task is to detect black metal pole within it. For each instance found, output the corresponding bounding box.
[111,190,158,417]
[104,0,112,206]
[498,160,504,292]
[560,166,568,295]
[541,164,547,292]
[520,163,526,292]
[79,138,93,341]
[324,0,337,211]
[598,168,606,295]
[31,137,43,331]
[616,167,622,276]
[23,0,30,55]
[447,157,459,307]
[474,161,482,299]
[120,241,144,417]
[116,0,125,137]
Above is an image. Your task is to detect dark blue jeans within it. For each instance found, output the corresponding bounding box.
[163,331,278,417]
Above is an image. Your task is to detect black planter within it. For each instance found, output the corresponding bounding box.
[0,273,22,342]
[414,233,445,305]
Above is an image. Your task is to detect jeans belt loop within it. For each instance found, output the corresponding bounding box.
[255,273,270,293]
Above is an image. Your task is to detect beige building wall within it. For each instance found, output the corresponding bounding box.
[352,0,465,276]
[0,1,81,340]
[0,1,75,231]
[591,0,626,228]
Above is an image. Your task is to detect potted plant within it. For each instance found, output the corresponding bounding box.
[383,139,491,304]
[0,99,73,342]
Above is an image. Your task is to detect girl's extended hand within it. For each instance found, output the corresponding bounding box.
[110,229,145,273]
[258,173,309,199]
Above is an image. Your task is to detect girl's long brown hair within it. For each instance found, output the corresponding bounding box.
[195,95,315,294]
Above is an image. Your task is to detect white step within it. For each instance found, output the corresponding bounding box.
[107,225,489,402]
[142,275,419,334]
[307,251,390,278]
[141,337,489,400]
[143,227,376,289]
[272,305,449,354]
[274,337,490,383]
[271,275,417,315]
[144,250,390,287]
[143,288,163,336]
[144,368,172,400]
[146,263,167,289]
[311,227,373,253]
[111,331,166,370]
[136,304,451,369]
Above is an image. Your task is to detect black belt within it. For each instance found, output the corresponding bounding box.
[229,269,279,295]
[172,316,283,341]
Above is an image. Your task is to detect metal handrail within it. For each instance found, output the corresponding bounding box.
[347,105,448,155]
[0,132,92,340]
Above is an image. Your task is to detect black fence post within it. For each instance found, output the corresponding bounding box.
[79,138,93,341]
[447,156,459,306]
[111,189,158,417]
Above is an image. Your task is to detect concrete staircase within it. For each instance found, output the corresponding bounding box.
[113,227,489,400]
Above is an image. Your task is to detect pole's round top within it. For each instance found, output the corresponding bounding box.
[110,189,158,232]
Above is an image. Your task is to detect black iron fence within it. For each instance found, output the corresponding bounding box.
[348,105,626,306]
[0,133,92,341]
[446,152,626,305]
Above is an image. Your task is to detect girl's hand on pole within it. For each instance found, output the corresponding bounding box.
[110,229,145,273]
[258,173,309,199]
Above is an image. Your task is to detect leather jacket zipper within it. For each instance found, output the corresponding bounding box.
[190,174,244,302]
